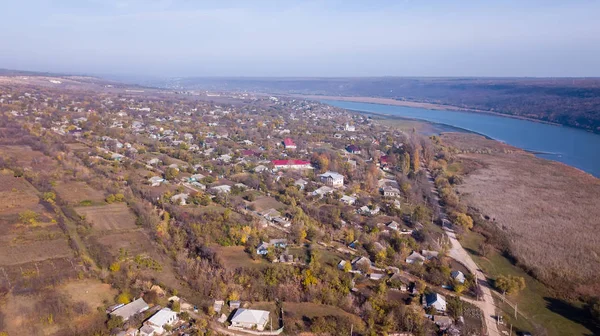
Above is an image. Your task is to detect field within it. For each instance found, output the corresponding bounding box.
[250,196,286,212]
[75,203,137,231]
[54,181,105,204]
[445,133,600,294]
[212,245,269,270]
[0,170,41,215]
[59,278,117,309]
[0,145,57,170]
[443,133,600,335]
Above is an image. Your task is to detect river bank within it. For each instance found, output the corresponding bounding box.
[292,94,564,126]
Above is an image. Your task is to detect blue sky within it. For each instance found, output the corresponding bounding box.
[1,0,599,77]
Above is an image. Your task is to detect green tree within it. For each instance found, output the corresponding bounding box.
[495,275,526,294]
[106,315,124,330]
[165,167,180,180]
[172,300,181,312]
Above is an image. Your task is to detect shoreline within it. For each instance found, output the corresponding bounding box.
[290,94,564,127]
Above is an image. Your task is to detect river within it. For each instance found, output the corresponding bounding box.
[321,100,600,178]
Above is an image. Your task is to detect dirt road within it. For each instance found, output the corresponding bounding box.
[425,170,501,336]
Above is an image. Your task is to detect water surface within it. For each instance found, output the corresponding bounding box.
[322,100,600,178]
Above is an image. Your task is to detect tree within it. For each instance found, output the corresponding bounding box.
[43,192,56,203]
[412,205,430,223]
[165,167,179,180]
[343,260,352,272]
[116,291,132,304]
[453,212,474,230]
[172,300,181,312]
[495,275,526,294]
[106,315,124,330]
[401,153,411,175]
[412,147,421,172]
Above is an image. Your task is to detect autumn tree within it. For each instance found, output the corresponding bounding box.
[495,275,526,294]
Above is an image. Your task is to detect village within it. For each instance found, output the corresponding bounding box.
[0,84,490,336]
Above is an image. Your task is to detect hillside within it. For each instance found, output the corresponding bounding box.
[161,77,600,133]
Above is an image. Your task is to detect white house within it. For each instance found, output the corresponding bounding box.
[423,293,447,312]
[230,309,270,331]
[320,171,344,187]
[210,185,231,194]
[344,123,356,132]
[340,195,357,205]
[451,270,466,284]
[139,308,179,336]
[405,251,426,264]
[171,193,189,205]
[312,186,334,197]
[148,176,165,187]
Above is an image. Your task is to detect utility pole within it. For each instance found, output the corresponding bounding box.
[510,323,513,336]
[515,303,518,319]
[350,324,353,336]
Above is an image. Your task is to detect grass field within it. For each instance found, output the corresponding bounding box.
[54,181,105,204]
[252,301,366,330]
[0,145,56,169]
[0,237,72,266]
[212,245,270,270]
[75,203,137,231]
[59,278,117,309]
[461,231,593,336]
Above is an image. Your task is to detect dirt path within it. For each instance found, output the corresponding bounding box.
[425,169,500,336]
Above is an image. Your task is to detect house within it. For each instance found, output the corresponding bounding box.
[219,154,232,162]
[269,239,287,248]
[351,256,371,272]
[337,260,348,270]
[422,250,439,261]
[283,138,297,150]
[370,273,385,281]
[319,171,344,187]
[254,165,268,173]
[229,301,241,309]
[346,144,361,154]
[423,293,447,312]
[340,195,357,205]
[213,300,224,313]
[256,242,270,255]
[210,185,231,194]
[171,193,189,205]
[110,298,149,321]
[272,159,312,171]
[387,221,400,231]
[451,270,465,284]
[405,251,426,264]
[358,205,380,216]
[147,158,160,166]
[379,155,389,168]
[261,208,281,221]
[140,308,179,336]
[433,315,454,330]
[312,185,334,197]
[148,176,165,187]
[188,173,205,182]
[344,123,356,132]
[230,308,270,331]
[111,153,125,161]
[382,186,400,198]
[294,178,308,190]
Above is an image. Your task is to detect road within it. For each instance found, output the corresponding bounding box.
[425,169,501,336]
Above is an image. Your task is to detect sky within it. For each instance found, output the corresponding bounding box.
[1,0,599,77]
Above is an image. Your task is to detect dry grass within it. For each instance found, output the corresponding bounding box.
[54,181,105,204]
[250,196,286,212]
[59,278,117,309]
[0,237,72,266]
[0,171,40,215]
[444,133,600,296]
[0,145,57,170]
[75,203,137,231]
[212,245,269,270]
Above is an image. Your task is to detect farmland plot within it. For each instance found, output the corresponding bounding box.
[75,203,137,231]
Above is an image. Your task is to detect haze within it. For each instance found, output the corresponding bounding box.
[1,0,599,77]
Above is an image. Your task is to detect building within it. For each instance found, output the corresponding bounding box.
[319,171,344,187]
[423,293,447,312]
[139,308,179,336]
[230,309,270,331]
[272,159,312,171]
[170,193,189,205]
[382,186,400,198]
[344,123,356,132]
[210,185,231,194]
[110,298,149,321]
[451,270,466,284]
[148,176,165,187]
[340,195,357,205]
[283,138,297,150]
[405,251,426,264]
[312,185,334,197]
[346,144,361,154]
